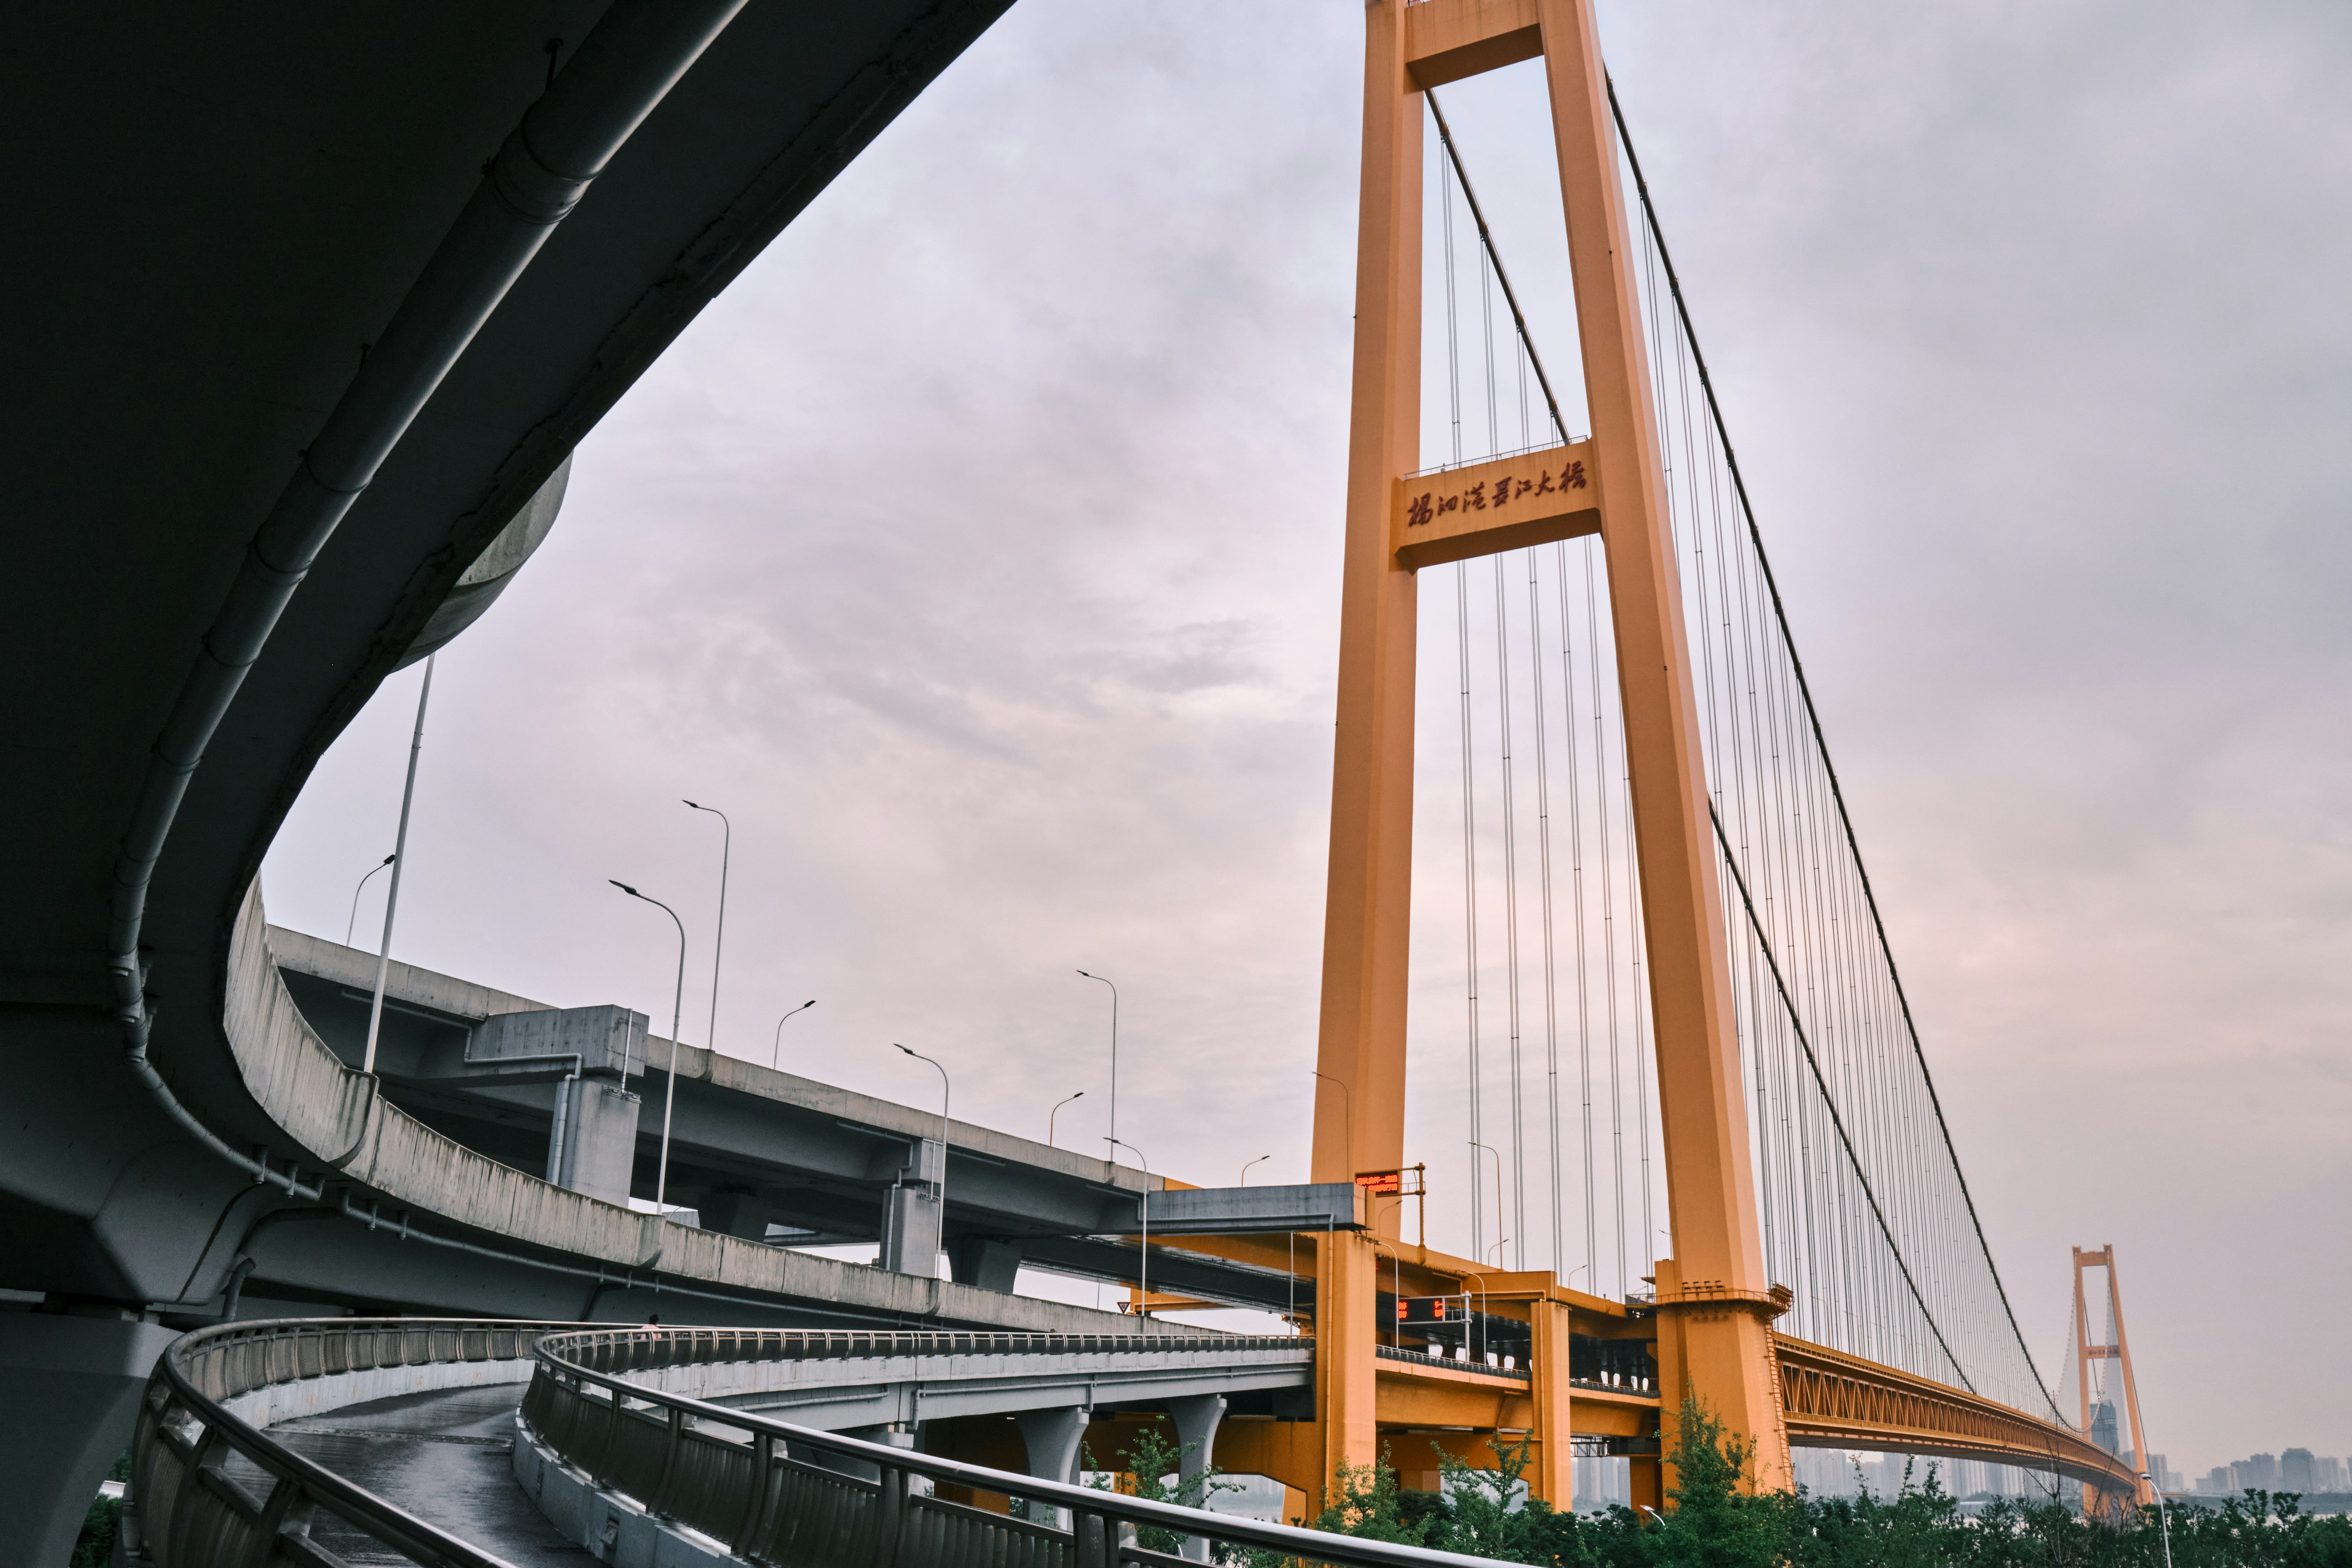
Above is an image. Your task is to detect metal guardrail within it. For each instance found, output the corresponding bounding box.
[1371,1343,1530,1382]
[125,1318,1501,1568]
[527,1326,1508,1567]
[128,1320,548,1568]
[551,1325,1305,1377]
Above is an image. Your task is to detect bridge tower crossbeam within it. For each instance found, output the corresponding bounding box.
[1310,0,1789,1507]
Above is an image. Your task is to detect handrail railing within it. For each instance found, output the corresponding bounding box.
[128,1318,1487,1568]
[547,1324,1306,1376]
[1371,1343,1531,1382]
[128,1319,550,1568]
[528,1326,1504,1566]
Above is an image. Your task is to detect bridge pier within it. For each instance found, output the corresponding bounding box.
[0,1309,179,1568]
[1526,1297,1576,1507]
[1314,1232,1382,1497]
[1014,1407,1088,1529]
[877,1183,942,1278]
[947,1238,1023,1294]
[1166,1395,1227,1562]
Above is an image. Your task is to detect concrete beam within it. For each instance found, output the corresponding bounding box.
[1096,1184,1366,1237]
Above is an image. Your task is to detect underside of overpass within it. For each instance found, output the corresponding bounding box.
[2,4,1051,1559]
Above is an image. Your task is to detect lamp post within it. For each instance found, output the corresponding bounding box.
[1470,1141,1506,1267]
[683,801,729,1056]
[895,1045,951,1278]
[1241,1154,1271,1186]
[363,654,436,1076]
[2142,1473,2173,1568]
[1310,1069,1353,1180]
[1447,1266,1493,1363]
[1107,1136,1151,1316]
[771,1000,814,1069]
[1048,1090,1084,1149]
[1075,971,1117,1152]
[610,881,688,1211]
[345,854,394,947]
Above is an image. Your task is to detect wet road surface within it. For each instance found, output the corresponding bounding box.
[222,1383,590,1568]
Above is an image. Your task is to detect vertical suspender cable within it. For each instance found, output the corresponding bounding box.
[1457,562,1483,1266]
[1493,555,1526,1269]
[1556,544,1598,1292]
[1527,550,1565,1276]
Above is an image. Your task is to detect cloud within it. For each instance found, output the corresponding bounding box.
[266,0,2352,1473]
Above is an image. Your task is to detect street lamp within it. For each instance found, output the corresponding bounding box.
[682,801,729,1056]
[1075,971,1117,1151]
[1241,1154,1271,1186]
[611,881,688,1212]
[1048,1090,1084,1149]
[895,1045,951,1277]
[1310,1070,1353,1180]
[345,854,394,947]
[1107,1136,1151,1316]
[1447,1266,1494,1363]
[771,1000,814,1069]
[363,654,436,1076]
[2142,1473,2173,1568]
[1470,1141,1507,1267]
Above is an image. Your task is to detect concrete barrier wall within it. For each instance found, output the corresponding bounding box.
[220,1358,534,1428]
[512,1412,739,1568]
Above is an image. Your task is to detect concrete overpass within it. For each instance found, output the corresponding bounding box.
[268,923,1354,1314]
[0,4,1176,1560]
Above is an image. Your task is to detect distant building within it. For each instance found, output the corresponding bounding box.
[2203,1467,2233,1493]
[2091,1402,2121,1456]
[2245,1454,2280,1491]
[2320,1457,2349,1493]
[2284,1450,2317,1492]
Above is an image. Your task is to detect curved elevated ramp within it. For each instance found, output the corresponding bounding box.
[126,1320,1490,1568]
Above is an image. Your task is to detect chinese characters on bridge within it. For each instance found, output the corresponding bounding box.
[1406,460,1587,528]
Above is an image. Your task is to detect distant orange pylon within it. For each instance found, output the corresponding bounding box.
[2072,1244,2154,1508]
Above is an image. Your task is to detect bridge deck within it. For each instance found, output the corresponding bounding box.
[225,1385,571,1568]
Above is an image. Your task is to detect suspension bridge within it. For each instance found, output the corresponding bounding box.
[1,1,2158,1564]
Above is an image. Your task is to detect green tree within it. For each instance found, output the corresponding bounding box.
[1639,1396,1797,1568]
[1084,1428,1243,1558]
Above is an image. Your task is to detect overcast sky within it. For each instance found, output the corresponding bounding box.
[261,2,2352,1477]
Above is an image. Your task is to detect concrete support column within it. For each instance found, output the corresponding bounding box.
[557,1078,640,1205]
[945,1238,1021,1295]
[1015,1406,1089,1530]
[1315,1231,1380,1505]
[1526,1298,1576,1508]
[826,1424,918,1488]
[697,1190,773,1242]
[0,1311,179,1568]
[878,1185,941,1278]
[1168,1394,1228,1562]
